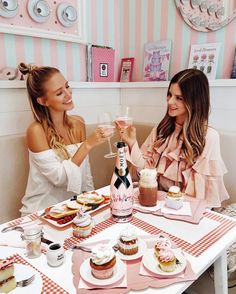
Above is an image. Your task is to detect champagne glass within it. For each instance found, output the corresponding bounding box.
[98,112,116,159]
[115,106,133,143]
[115,105,133,130]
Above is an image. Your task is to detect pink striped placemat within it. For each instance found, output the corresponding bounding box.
[7,213,39,227]
[9,254,69,294]
[64,210,236,257]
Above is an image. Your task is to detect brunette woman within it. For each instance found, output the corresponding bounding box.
[117,69,229,208]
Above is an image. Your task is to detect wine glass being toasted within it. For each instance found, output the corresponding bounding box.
[115,105,133,130]
[98,112,116,159]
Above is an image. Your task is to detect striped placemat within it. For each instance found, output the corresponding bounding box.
[7,213,39,227]
[131,211,236,257]
[64,210,236,257]
[11,254,69,294]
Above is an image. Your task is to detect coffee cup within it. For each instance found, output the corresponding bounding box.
[46,243,65,267]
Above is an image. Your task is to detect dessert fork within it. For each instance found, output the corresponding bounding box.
[66,241,119,252]
[16,274,35,287]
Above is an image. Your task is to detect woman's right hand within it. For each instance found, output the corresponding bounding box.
[85,127,114,149]
[116,124,137,148]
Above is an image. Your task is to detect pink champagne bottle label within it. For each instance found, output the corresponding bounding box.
[110,143,133,220]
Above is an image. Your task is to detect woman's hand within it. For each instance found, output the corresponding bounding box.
[85,127,114,149]
[116,124,137,148]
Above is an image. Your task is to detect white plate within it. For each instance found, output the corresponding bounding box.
[11,264,42,293]
[80,258,125,286]
[42,202,109,228]
[142,248,187,278]
[117,239,147,261]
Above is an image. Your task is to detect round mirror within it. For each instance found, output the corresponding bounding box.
[175,0,236,32]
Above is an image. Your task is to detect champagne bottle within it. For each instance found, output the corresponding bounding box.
[110,141,133,222]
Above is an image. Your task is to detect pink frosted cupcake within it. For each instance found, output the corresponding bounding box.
[157,248,176,272]
[154,235,172,257]
[90,245,116,279]
[72,207,94,238]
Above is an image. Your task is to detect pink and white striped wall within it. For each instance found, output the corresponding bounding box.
[0,0,235,81]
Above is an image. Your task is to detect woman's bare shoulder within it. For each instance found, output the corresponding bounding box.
[26,122,49,152]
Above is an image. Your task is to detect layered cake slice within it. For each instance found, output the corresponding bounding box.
[0,260,16,293]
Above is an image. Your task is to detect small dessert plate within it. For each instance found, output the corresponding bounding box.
[117,239,147,261]
[12,264,42,293]
[80,258,125,286]
[142,249,187,278]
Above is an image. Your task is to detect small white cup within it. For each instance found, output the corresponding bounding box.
[46,243,65,267]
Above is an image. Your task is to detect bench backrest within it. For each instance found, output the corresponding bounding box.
[0,124,235,223]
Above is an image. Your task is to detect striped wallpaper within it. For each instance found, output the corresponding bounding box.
[0,0,235,81]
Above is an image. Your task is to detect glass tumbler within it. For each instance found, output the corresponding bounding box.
[21,225,43,258]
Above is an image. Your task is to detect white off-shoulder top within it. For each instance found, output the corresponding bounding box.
[20,143,94,216]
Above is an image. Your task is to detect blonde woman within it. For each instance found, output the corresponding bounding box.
[19,63,112,215]
[117,69,229,208]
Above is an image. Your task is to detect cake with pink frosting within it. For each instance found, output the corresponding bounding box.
[154,235,172,256]
[117,226,139,255]
[90,245,116,279]
[157,248,176,272]
[72,207,94,238]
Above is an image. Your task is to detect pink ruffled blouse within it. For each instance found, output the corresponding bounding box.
[127,124,229,208]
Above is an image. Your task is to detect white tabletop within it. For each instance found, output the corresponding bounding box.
[1,186,236,294]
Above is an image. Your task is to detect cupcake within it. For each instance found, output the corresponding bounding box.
[72,207,94,238]
[157,248,176,272]
[90,245,116,279]
[117,226,139,255]
[165,185,183,210]
[154,235,172,257]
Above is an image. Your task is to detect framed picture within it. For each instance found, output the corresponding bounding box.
[119,58,135,82]
[188,43,221,79]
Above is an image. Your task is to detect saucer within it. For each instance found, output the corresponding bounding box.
[142,248,187,278]
[80,258,125,286]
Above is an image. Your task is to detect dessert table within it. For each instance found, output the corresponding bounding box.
[1,186,236,294]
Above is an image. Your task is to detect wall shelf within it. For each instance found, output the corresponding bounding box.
[0,79,236,89]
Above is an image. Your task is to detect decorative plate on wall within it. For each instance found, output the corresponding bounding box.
[57,2,77,27]
[0,0,19,18]
[27,0,50,23]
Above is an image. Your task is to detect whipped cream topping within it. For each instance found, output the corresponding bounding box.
[168,186,180,194]
[73,208,92,227]
[155,235,172,249]
[119,226,138,242]
[158,249,175,262]
[139,168,157,188]
[91,245,115,265]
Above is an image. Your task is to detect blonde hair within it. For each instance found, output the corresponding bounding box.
[156,69,210,164]
[18,62,77,159]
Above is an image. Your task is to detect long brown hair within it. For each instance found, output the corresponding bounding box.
[156,68,210,164]
[18,63,77,159]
